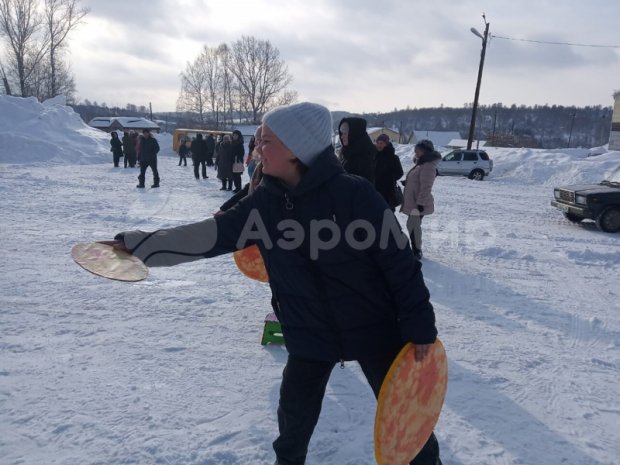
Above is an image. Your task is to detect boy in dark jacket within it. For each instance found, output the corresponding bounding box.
[109,102,441,465]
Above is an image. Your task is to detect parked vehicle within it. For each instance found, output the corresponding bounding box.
[437,149,493,180]
[550,166,620,233]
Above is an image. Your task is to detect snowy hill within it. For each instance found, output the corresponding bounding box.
[0,96,619,465]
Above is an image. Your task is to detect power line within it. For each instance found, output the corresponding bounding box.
[491,34,620,49]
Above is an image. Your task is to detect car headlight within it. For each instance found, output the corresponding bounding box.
[554,190,560,200]
[575,195,588,205]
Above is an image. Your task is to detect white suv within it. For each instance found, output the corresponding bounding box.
[438,149,493,180]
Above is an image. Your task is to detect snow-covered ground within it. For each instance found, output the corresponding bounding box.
[1,96,619,465]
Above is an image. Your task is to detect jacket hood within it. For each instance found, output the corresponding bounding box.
[262,145,344,197]
[416,150,442,166]
[339,117,367,141]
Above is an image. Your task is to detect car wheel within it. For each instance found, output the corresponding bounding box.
[563,213,583,223]
[469,169,485,181]
[596,207,620,233]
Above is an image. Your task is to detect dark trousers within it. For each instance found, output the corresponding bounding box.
[178,155,187,166]
[273,351,441,465]
[232,173,242,190]
[138,157,159,186]
[221,178,232,190]
[113,153,121,167]
[126,153,136,168]
[194,160,207,178]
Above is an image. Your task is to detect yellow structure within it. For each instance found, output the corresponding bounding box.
[172,128,232,151]
[367,127,401,143]
[610,91,620,151]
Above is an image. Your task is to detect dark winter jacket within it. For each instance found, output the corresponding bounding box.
[374,142,404,207]
[122,134,136,156]
[178,143,190,158]
[216,141,234,179]
[139,136,160,162]
[205,135,215,159]
[339,117,376,183]
[119,147,438,362]
[231,134,245,163]
[191,135,208,162]
[110,136,123,156]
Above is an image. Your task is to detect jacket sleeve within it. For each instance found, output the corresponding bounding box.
[393,155,404,181]
[352,182,437,344]
[417,164,436,208]
[118,194,259,267]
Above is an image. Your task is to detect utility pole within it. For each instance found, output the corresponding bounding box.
[567,112,576,148]
[149,102,153,121]
[467,15,490,150]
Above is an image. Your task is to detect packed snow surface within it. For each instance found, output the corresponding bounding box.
[1,96,619,465]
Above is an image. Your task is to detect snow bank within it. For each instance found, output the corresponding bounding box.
[394,143,620,186]
[0,95,110,165]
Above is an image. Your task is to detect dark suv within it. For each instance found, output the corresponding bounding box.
[551,166,620,233]
[437,149,493,180]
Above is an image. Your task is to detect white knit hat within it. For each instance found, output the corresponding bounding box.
[262,102,333,166]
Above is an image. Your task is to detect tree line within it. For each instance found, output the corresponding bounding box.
[0,0,87,102]
[363,103,613,149]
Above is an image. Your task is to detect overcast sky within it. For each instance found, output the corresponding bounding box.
[69,0,620,114]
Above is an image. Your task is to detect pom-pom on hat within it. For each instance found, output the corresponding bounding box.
[262,102,333,166]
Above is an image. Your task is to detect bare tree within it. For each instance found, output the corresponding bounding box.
[43,0,87,98]
[177,54,208,126]
[216,43,235,127]
[228,36,293,123]
[0,0,49,96]
[0,57,11,93]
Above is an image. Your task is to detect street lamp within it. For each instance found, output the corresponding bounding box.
[466,14,490,150]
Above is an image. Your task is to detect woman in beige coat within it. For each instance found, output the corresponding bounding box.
[401,139,441,259]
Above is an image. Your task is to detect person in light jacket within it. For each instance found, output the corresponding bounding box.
[401,139,441,259]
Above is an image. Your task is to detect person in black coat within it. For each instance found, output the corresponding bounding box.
[338,116,376,183]
[110,102,441,465]
[136,129,160,188]
[110,131,123,167]
[230,129,245,192]
[122,131,137,168]
[205,133,215,167]
[178,139,189,166]
[191,133,208,179]
[374,134,404,210]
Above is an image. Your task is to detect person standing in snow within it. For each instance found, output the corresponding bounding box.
[205,133,216,167]
[338,116,376,183]
[178,138,189,166]
[191,133,208,179]
[136,129,160,188]
[216,134,234,191]
[108,102,442,465]
[230,130,245,192]
[110,131,123,167]
[122,131,137,168]
[374,134,404,211]
[401,139,441,259]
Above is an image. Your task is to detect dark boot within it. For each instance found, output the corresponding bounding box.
[220,179,227,191]
[227,179,233,191]
[137,175,145,188]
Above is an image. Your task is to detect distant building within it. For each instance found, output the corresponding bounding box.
[367,127,401,143]
[88,117,160,133]
[610,91,620,151]
[410,130,462,148]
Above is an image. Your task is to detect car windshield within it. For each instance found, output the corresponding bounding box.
[601,166,620,185]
